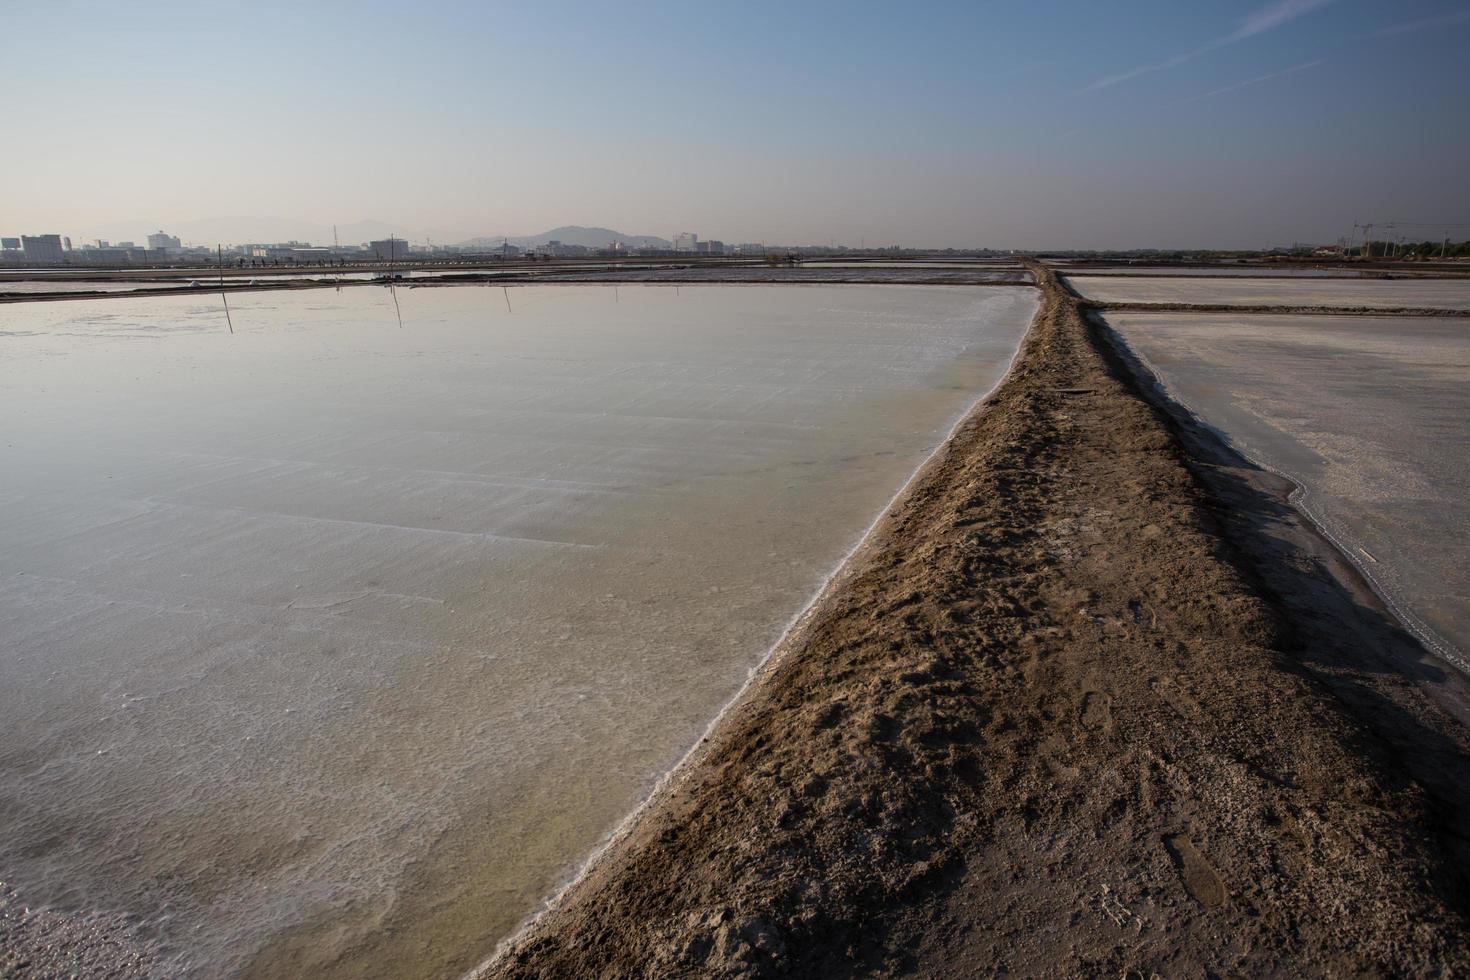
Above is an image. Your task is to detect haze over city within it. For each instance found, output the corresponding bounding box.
[7,0,1469,250]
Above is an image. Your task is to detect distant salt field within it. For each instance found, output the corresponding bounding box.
[0,279,198,293]
[537,267,1031,284]
[0,283,1035,977]
[1104,312,1470,668]
[1068,275,1470,309]
[802,260,1021,269]
[1062,266,1374,277]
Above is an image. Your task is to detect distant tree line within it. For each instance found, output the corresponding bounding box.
[1361,240,1470,259]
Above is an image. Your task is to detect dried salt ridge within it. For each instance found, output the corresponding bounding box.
[479,261,1470,977]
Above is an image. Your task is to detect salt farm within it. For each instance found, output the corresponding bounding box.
[0,282,1035,976]
[2,254,1469,979]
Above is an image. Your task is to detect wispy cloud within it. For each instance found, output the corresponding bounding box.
[1228,0,1334,40]
[1163,59,1326,108]
[1084,0,1334,92]
[1373,7,1470,37]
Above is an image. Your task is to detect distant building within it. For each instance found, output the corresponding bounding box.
[71,246,155,265]
[21,234,65,262]
[697,240,725,256]
[0,237,19,250]
[368,238,405,260]
[672,232,697,253]
[147,231,182,252]
[736,243,765,256]
[245,244,333,262]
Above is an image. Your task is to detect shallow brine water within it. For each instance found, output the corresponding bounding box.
[0,284,1034,977]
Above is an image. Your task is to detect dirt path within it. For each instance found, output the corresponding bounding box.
[479,261,1470,977]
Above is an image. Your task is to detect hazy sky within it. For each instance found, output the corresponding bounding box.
[6,0,1469,249]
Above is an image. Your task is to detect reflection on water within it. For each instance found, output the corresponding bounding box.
[0,284,1035,977]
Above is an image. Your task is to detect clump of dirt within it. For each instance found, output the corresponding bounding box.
[479,261,1470,978]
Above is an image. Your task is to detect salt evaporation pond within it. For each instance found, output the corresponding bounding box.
[1067,275,1470,309]
[0,283,1035,977]
[1104,312,1470,672]
[0,280,198,294]
[1062,266,1373,278]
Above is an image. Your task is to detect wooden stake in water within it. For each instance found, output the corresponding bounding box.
[218,244,234,334]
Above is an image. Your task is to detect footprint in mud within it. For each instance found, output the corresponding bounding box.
[1162,833,1227,908]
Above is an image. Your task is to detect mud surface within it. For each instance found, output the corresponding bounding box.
[0,882,150,979]
[481,262,1470,977]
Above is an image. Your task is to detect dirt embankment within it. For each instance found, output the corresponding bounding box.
[480,261,1470,977]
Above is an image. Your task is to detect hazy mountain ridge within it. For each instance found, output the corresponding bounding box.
[64,218,670,251]
[461,226,671,250]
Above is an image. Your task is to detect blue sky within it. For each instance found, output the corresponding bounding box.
[5,0,1469,248]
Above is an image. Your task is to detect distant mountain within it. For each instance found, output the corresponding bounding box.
[67,218,669,251]
[461,226,671,250]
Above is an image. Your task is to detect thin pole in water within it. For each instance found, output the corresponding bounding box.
[390,283,403,328]
[218,244,234,334]
[503,286,512,313]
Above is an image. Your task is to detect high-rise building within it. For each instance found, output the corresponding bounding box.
[21,234,65,262]
[147,231,182,251]
[672,232,697,253]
